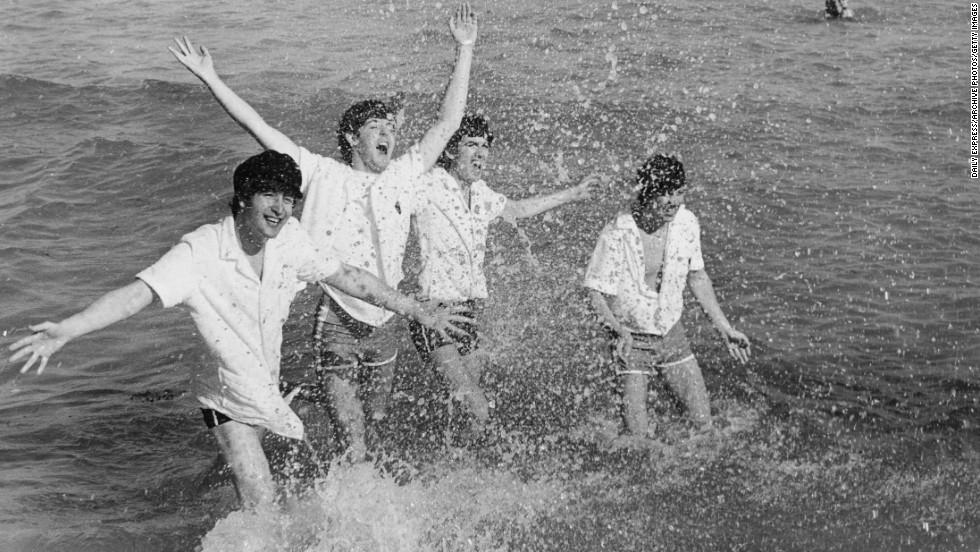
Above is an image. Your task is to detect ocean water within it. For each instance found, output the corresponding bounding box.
[0,0,976,550]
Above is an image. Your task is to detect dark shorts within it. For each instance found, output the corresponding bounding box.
[611,321,695,377]
[409,299,481,360]
[314,294,399,381]
[201,408,233,429]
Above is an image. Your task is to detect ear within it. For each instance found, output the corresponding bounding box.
[344,131,359,148]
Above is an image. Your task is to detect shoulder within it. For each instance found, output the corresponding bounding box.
[674,207,700,231]
[179,219,224,249]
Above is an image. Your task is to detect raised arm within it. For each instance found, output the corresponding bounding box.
[686,269,751,363]
[8,281,155,374]
[169,36,300,160]
[416,3,478,169]
[502,173,600,220]
[321,264,471,339]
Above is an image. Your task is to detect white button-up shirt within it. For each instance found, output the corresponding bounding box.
[411,168,508,302]
[583,208,704,335]
[295,145,424,326]
[137,216,341,439]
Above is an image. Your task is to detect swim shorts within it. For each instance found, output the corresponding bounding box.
[201,408,233,429]
[409,299,481,360]
[611,320,695,376]
[314,294,399,381]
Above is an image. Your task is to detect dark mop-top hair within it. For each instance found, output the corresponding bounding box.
[230,150,303,216]
[635,154,686,205]
[336,99,396,165]
[436,114,495,170]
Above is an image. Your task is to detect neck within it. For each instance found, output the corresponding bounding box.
[234,216,266,256]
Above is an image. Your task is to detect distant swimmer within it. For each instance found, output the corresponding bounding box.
[402,114,600,438]
[7,151,469,512]
[170,2,479,462]
[583,154,751,436]
[824,0,854,19]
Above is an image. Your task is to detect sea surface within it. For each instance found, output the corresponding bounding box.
[0,0,975,550]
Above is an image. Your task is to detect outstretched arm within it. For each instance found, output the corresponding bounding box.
[502,173,600,220]
[8,281,155,374]
[321,264,471,339]
[169,36,300,160]
[687,269,751,363]
[416,3,478,169]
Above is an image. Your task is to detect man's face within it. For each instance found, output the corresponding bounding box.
[451,135,490,183]
[349,117,396,174]
[638,184,687,228]
[241,191,295,241]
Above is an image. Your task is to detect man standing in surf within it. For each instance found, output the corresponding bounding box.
[169,3,479,460]
[7,151,470,511]
[583,154,751,436]
[405,114,600,435]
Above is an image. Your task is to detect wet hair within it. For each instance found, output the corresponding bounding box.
[436,114,495,170]
[230,150,303,216]
[336,99,395,164]
[635,154,685,205]
[825,0,843,17]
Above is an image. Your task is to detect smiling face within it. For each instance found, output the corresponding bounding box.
[348,117,396,174]
[634,185,687,233]
[449,135,490,183]
[238,191,296,244]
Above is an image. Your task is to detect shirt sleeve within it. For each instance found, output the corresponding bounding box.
[135,241,199,308]
[287,222,343,283]
[582,230,623,296]
[484,189,509,222]
[296,146,338,195]
[687,217,706,272]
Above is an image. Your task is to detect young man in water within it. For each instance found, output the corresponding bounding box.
[824,0,854,19]
[406,114,599,432]
[169,3,479,458]
[8,151,469,511]
[583,154,751,435]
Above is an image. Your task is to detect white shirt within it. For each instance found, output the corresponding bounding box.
[583,208,704,335]
[295,145,424,326]
[411,168,508,302]
[137,216,341,439]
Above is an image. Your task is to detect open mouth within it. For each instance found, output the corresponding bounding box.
[264,214,283,226]
[376,144,389,155]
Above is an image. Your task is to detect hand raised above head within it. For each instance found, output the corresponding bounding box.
[168,36,215,79]
[449,2,478,46]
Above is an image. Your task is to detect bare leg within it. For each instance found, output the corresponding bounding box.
[431,345,489,423]
[620,372,651,435]
[211,420,276,510]
[660,358,711,423]
[361,360,396,425]
[322,372,368,461]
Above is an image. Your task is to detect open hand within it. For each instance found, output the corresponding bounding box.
[168,36,216,80]
[449,3,478,46]
[8,322,71,375]
[571,173,601,202]
[422,303,474,342]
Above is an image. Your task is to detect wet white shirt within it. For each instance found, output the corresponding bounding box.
[137,216,341,440]
[411,168,508,302]
[583,208,704,335]
[295,145,424,326]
